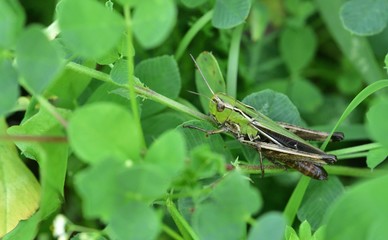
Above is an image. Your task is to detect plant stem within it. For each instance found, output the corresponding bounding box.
[65,62,210,122]
[321,80,388,149]
[338,152,368,160]
[226,24,244,98]
[166,198,199,240]
[175,10,213,61]
[283,176,310,226]
[329,142,381,156]
[36,95,68,128]
[162,224,184,240]
[123,5,146,149]
[326,165,388,178]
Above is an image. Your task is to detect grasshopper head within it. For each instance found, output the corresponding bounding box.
[209,93,236,125]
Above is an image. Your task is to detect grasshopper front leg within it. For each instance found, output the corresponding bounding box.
[183,125,228,136]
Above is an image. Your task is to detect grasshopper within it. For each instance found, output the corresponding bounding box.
[186,54,343,180]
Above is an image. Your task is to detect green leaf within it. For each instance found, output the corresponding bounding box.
[337,73,363,96]
[0,60,19,116]
[143,111,190,145]
[324,175,388,240]
[16,26,64,94]
[86,83,132,109]
[194,203,246,240]
[5,108,69,239]
[298,177,344,230]
[68,102,142,163]
[285,0,316,26]
[0,120,40,238]
[144,130,186,177]
[242,89,303,125]
[181,0,208,8]
[3,214,40,240]
[135,55,181,118]
[106,202,161,240]
[285,225,300,240]
[212,0,251,29]
[289,78,323,114]
[74,159,127,221]
[248,1,269,41]
[313,226,326,240]
[298,221,312,240]
[110,59,130,85]
[194,52,226,113]
[280,26,317,73]
[340,0,388,36]
[366,147,388,169]
[0,0,25,48]
[57,0,125,59]
[119,164,171,202]
[248,212,286,240]
[316,0,384,85]
[7,107,70,161]
[366,100,388,148]
[193,171,262,240]
[133,0,177,49]
[188,145,225,179]
[45,60,94,109]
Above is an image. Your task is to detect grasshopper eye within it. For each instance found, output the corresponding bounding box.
[216,102,225,112]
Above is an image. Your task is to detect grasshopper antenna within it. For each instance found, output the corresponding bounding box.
[187,90,212,102]
[190,54,215,95]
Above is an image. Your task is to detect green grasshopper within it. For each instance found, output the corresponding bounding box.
[186,54,343,180]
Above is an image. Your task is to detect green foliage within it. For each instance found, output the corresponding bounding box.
[1,0,388,239]
[68,102,142,163]
[57,0,125,59]
[0,0,25,48]
[297,177,344,230]
[195,52,226,112]
[16,26,64,94]
[242,90,303,125]
[0,120,40,237]
[324,175,388,240]
[192,171,262,240]
[135,55,181,118]
[212,0,251,29]
[248,212,286,240]
[132,0,177,49]
[0,60,19,116]
[340,0,388,36]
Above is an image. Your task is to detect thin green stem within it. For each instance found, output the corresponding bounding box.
[325,165,388,178]
[65,62,210,122]
[162,224,184,240]
[123,5,146,149]
[329,142,381,156]
[175,10,213,61]
[226,24,244,98]
[338,152,368,160]
[321,80,388,149]
[67,61,112,83]
[166,198,199,240]
[36,95,68,128]
[283,176,310,226]
[67,224,102,234]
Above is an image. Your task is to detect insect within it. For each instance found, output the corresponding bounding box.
[186,54,344,180]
